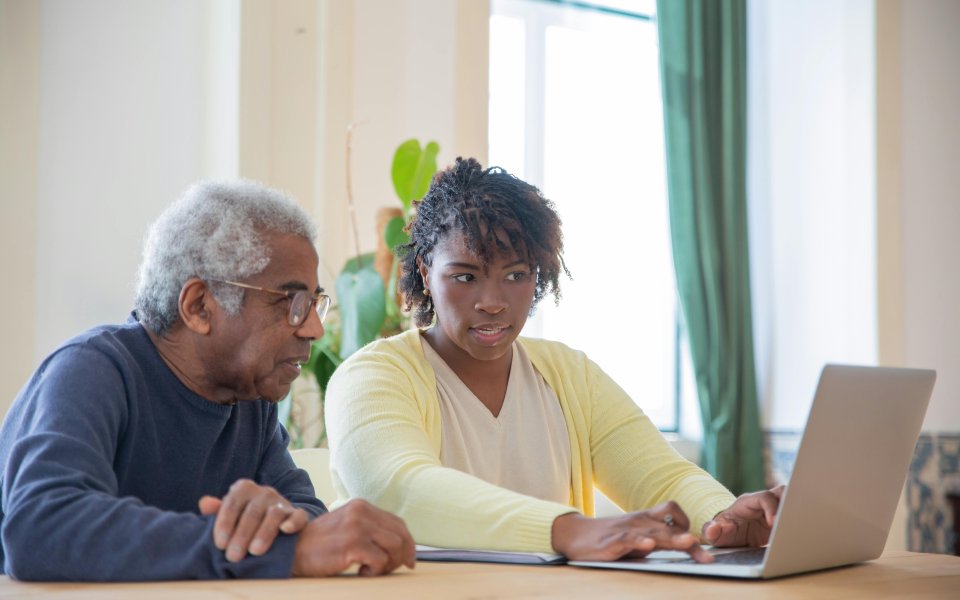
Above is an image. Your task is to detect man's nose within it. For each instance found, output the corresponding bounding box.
[296,305,325,340]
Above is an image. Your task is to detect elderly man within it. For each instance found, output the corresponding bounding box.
[0,181,414,580]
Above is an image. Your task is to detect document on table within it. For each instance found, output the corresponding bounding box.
[415,544,566,565]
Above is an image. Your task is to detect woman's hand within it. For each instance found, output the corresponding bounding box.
[701,484,786,548]
[551,501,714,563]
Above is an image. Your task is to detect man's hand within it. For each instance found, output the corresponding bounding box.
[291,499,416,577]
[551,501,714,563]
[701,484,786,548]
[199,479,310,562]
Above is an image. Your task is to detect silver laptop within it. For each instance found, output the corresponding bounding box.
[570,364,936,579]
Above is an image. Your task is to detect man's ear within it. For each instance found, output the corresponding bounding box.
[178,278,216,335]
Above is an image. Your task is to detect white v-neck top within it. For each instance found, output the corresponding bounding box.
[421,337,572,505]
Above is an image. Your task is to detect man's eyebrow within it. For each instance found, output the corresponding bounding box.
[276,281,310,292]
[277,281,326,295]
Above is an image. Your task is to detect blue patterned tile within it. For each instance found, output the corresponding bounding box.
[937,435,960,475]
[907,432,960,555]
[763,431,801,487]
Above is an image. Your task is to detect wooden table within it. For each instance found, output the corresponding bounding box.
[1,551,957,599]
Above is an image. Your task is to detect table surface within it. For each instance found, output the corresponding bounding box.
[1,551,958,599]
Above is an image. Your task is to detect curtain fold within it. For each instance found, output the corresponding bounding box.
[656,0,765,494]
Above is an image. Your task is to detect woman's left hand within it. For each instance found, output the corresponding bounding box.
[701,484,786,548]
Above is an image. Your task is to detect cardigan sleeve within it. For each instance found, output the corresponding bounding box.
[324,336,576,553]
[578,352,736,534]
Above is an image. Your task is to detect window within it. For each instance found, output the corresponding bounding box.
[489,0,698,435]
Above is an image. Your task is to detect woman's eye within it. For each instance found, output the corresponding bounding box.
[452,274,474,283]
[507,272,529,282]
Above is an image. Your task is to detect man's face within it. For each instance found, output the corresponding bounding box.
[207,233,323,403]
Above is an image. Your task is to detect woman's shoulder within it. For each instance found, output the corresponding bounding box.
[333,329,428,379]
[518,336,593,372]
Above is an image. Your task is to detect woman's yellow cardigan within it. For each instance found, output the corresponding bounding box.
[325,329,735,553]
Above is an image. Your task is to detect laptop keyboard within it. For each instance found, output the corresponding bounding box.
[665,547,767,566]
[702,547,767,565]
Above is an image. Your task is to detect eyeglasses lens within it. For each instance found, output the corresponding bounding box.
[316,295,331,323]
[288,292,308,327]
[288,292,331,327]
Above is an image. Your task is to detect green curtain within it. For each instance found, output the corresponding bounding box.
[656,0,765,494]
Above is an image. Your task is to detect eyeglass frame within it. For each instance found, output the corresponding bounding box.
[209,279,331,327]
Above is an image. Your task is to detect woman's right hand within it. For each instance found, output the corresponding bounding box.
[550,501,714,563]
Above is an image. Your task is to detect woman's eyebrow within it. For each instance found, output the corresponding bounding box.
[443,261,482,270]
[501,260,529,270]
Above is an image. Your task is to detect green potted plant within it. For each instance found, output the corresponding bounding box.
[279,138,440,448]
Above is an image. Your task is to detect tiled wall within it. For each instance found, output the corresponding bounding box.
[764,431,802,487]
[764,431,960,556]
[907,433,960,554]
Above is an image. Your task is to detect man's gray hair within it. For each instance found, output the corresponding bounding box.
[135,180,317,335]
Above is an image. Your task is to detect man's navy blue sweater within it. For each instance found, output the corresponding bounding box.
[0,316,326,581]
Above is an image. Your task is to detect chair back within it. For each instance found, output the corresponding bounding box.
[289,447,336,504]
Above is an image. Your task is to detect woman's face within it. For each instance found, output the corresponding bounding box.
[419,230,537,369]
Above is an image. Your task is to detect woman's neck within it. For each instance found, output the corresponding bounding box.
[422,328,513,417]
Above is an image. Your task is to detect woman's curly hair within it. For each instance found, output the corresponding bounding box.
[397,157,569,327]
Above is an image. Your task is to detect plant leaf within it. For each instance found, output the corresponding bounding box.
[335,265,386,358]
[342,251,376,274]
[303,336,343,393]
[391,139,440,211]
[392,139,423,208]
[312,345,342,393]
[410,141,440,203]
[384,215,410,251]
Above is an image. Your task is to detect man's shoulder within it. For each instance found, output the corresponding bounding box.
[33,318,157,391]
[55,317,150,357]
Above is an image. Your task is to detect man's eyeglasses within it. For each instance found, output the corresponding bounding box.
[210,280,331,327]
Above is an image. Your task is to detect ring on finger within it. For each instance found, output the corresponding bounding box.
[663,514,675,527]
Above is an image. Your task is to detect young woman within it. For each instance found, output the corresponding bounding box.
[325,158,782,562]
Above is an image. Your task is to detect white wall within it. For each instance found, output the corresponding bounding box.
[0,0,240,414]
[0,0,488,417]
[31,0,240,366]
[751,0,960,552]
[319,0,488,278]
[748,0,878,431]
[4,0,954,433]
[898,0,960,432]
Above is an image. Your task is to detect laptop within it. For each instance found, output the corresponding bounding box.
[570,364,936,579]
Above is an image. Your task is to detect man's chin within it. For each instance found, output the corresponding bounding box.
[258,383,293,403]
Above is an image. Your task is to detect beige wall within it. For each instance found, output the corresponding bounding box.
[877,0,960,432]
[877,0,960,552]
[0,0,40,417]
